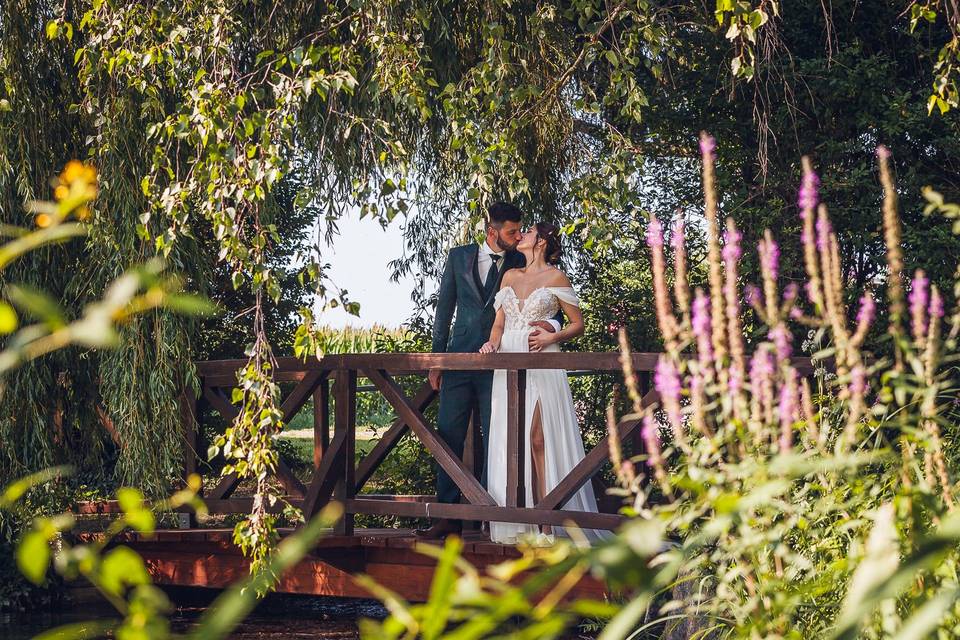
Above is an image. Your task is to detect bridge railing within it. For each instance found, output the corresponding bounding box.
[180,352,815,535]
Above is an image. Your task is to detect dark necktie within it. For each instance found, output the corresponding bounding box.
[484,254,502,297]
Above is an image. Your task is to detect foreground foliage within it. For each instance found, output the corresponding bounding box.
[361,138,960,638]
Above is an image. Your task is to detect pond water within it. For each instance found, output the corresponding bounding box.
[0,588,389,639]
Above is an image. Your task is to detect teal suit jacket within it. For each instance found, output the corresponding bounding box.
[432,244,563,354]
[432,244,524,354]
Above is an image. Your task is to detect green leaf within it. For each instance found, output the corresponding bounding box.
[117,487,155,534]
[0,466,72,508]
[45,20,59,40]
[420,537,462,640]
[892,588,960,640]
[6,285,66,328]
[17,529,51,584]
[99,546,151,596]
[162,294,218,316]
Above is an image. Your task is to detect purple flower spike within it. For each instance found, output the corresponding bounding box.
[655,358,681,408]
[722,226,742,263]
[641,413,662,468]
[646,218,664,249]
[778,369,799,453]
[692,290,713,363]
[768,325,792,362]
[815,214,832,252]
[692,291,710,337]
[750,349,774,394]
[856,293,876,327]
[700,134,716,159]
[798,168,820,212]
[849,365,867,397]
[877,145,891,160]
[759,237,780,282]
[671,220,686,251]
[909,270,929,339]
[728,365,744,397]
[783,282,799,303]
[930,288,944,320]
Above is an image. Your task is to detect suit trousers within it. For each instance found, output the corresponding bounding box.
[435,370,492,504]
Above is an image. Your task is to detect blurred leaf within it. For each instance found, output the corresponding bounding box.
[17,529,52,584]
[162,293,219,316]
[99,546,151,596]
[6,284,66,328]
[0,466,72,508]
[892,587,960,640]
[0,223,86,270]
[117,487,155,534]
[421,536,462,640]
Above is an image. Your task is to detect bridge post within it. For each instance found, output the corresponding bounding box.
[178,384,199,528]
[505,369,526,508]
[333,369,357,535]
[313,377,330,468]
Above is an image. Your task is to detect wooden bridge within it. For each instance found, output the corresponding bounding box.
[84,352,812,601]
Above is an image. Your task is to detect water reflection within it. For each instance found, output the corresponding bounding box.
[0,589,388,639]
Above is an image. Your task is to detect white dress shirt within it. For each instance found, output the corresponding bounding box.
[478,241,505,284]
[479,241,561,332]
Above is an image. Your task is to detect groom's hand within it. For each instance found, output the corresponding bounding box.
[527,320,557,352]
[428,368,442,391]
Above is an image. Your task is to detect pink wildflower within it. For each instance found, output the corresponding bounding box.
[783,282,799,303]
[768,324,792,362]
[722,226,742,263]
[646,217,664,249]
[849,365,867,398]
[930,287,944,320]
[798,167,820,212]
[655,357,682,428]
[759,236,780,282]
[815,214,831,252]
[778,368,799,453]
[909,270,929,341]
[856,293,876,327]
[692,290,713,364]
[671,219,686,251]
[700,134,716,159]
[641,413,662,468]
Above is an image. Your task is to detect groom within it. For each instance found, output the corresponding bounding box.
[416,201,560,540]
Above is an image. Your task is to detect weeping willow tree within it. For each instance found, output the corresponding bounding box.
[1,0,953,571]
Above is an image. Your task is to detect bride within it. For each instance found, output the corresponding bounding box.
[480,222,608,545]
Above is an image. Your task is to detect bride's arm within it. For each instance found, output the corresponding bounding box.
[534,301,583,350]
[529,271,584,352]
[480,307,505,353]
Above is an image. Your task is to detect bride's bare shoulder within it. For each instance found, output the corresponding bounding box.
[545,267,572,288]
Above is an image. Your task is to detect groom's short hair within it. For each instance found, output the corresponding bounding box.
[486,201,522,229]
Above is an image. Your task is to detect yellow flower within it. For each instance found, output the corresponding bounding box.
[59,161,97,188]
[61,160,87,183]
[35,213,53,228]
[54,184,69,201]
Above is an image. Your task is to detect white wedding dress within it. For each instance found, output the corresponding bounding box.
[487,285,609,545]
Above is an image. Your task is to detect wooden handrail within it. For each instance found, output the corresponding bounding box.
[179,352,816,535]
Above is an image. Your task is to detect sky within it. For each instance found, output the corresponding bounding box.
[314,212,424,328]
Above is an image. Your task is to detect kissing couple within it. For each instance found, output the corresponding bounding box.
[417,201,607,545]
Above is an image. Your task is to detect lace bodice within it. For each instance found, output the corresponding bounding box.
[494,286,580,330]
